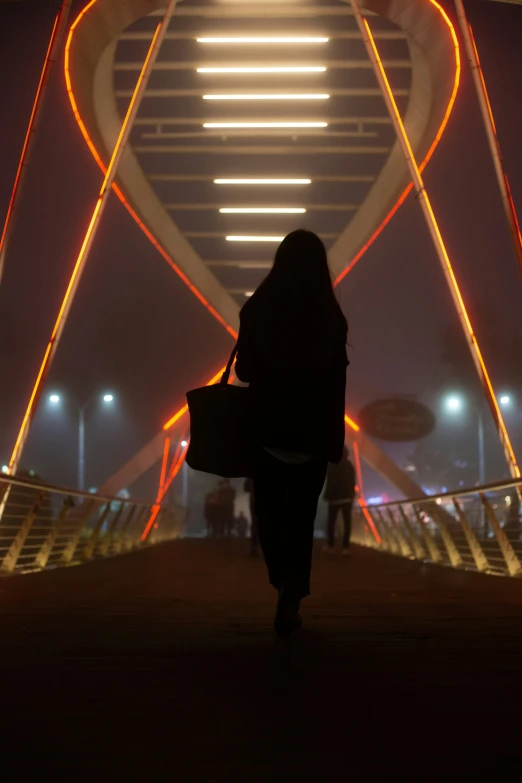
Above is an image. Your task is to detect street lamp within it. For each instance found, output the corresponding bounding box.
[499,395,511,407]
[48,392,115,490]
[444,394,485,486]
[78,393,115,491]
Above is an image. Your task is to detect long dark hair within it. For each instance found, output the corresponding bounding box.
[244,230,347,362]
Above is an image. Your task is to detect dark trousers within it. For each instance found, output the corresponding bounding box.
[327,502,353,549]
[253,449,328,599]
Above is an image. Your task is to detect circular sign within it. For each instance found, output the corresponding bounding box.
[358,399,436,442]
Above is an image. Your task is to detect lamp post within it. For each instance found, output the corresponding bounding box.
[49,392,114,490]
[445,395,486,486]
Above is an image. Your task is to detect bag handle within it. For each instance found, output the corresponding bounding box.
[220,343,238,385]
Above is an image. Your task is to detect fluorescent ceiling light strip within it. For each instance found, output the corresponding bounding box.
[214,178,311,185]
[203,94,329,101]
[220,208,306,214]
[197,66,326,73]
[197,37,329,44]
[204,122,327,129]
[226,236,284,242]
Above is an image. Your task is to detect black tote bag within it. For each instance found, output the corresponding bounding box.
[185,345,253,478]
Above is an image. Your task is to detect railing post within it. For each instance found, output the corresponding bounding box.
[426,503,464,568]
[82,502,111,561]
[412,505,443,564]
[127,506,149,550]
[386,508,413,558]
[61,499,96,563]
[35,495,74,570]
[1,493,43,574]
[375,508,400,554]
[453,498,490,573]
[480,493,522,577]
[98,502,124,557]
[357,507,377,548]
[112,504,138,554]
[398,504,425,560]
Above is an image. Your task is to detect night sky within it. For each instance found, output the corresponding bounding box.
[1,0,522,500]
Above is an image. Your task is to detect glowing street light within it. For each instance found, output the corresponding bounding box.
[181,440,188,448]
[49,394,60,404]
[1,465,8,475]
[103,394,114,403]
[445,395,462,412]
[499,395,511,406]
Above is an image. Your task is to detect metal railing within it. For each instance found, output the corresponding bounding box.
[352,478,522,578]
[0,475,185,576]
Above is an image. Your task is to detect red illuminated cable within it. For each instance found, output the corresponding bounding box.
[0,2,72,285]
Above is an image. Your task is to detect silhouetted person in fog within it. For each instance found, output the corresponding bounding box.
[204,490,220,538]
[218,479,236,538]
[244,477,259,556]
[323,446,356,554]
[235,229,348,636]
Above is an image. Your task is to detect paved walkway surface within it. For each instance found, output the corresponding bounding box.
[2,539,522,779]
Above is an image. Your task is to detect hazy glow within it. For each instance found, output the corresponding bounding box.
[197,66,326,74]
[181,440,188,448]
[197,37,329,44]
[446,396,462,412]
[226,236,284,242]
[203,94,329,101]
[2,465,8,474]
[204,121,327,129]
[214,178,311,185]
[500,395,511,406]
[49,394,60,404]
[103,394,114,403]
[219,207,305,214]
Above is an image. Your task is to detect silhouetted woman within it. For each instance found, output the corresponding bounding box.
[235,230,348,636]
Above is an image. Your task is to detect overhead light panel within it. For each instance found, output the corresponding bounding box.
[197,66,326,74]
[214,178,311,185]
[220,208,306,214]
[197,37,329,44]
[226,236,284,242]
[204,122,327,129]
[203,94,329,101]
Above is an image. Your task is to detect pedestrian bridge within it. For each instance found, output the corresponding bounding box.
[1,473,522,776]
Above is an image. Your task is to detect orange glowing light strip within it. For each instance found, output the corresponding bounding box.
[142,440,189,541]
[7,23,163,475]
[344,414,360,433]
[158,436,171,492]
[359,9,520,479]
[335,0,461,286]
[64,0,237,340]
[352,441,381,544]
[0,13,59,262]
[467,21,522,269]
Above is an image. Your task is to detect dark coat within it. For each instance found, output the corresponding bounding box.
[235,295,348,463]
[324,458,356,502]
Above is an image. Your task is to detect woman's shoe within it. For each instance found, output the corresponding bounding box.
[274,589,302,637]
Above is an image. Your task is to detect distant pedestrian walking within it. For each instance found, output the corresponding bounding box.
[244,477,259,556]
[235,230,349,636]
[323,447,356,554]
[204,490,220,538]
[217,479,236,538]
